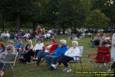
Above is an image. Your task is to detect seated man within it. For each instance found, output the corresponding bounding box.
[45,39,68,70]
[61,41,81,72]
[36,38,58,65]
[33,39,44,59]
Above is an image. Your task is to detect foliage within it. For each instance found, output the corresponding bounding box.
[0,0,114,30]
[85,9,110,28]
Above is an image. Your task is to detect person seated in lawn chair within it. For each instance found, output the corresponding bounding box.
[45,39,68,70]
[36,38,58,65]
[60,41,81,72]
[15,39,24,57]
[19,40,34,64]
[6,40,15,53]
[33,38,44,60]
[0,41,16,77]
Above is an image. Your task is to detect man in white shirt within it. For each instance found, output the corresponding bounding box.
[33,39,44,59]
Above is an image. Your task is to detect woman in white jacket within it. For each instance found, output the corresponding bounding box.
[61,41,81,72]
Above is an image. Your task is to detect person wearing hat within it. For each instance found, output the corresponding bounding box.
[61,41,81,72]
[6,40,15,53]
[45,39,68,70]
[0,41,17,77]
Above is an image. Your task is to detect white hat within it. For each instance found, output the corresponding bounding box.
[60,39,67,45]
[72,41,78,46]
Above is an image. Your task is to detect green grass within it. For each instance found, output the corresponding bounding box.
[4,36,112,77]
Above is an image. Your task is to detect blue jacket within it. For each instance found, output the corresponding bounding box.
[53,45,68,57]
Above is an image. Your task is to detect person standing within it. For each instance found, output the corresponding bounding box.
[111,33,115,61]
[111,33,115,77]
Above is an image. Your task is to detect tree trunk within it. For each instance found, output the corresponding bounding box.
[32,21,37,31]
[0,14,5,31]
[2,19,5,31]
[62,26,65,34]
[16,14,20,32]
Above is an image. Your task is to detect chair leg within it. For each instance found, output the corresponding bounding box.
[79,61,83,72]
[10,64,15,77]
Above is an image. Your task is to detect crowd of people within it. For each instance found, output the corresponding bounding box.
[0,26,115,77]
[0,36,83,77]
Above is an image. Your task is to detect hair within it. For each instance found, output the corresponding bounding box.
[8,40,14,44]
[72,41,78,46]
[60,39,67,45]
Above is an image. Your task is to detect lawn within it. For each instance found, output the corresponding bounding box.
[4,35,113,77]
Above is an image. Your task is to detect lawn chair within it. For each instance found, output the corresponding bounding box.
[88,46,111,72]
[1,52,18,77]
[70,46,84,73]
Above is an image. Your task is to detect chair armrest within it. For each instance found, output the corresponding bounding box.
[0,60,14,64]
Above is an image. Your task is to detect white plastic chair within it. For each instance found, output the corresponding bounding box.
[70,46,84,73]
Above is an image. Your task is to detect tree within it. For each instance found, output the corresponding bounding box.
[92,0,115,26]
[0,0,35,31]
[85,9,110,28]
[57,0,85,31]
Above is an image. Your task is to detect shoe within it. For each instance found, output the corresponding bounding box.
[50,66,55,70]
[63,67,68,72]
[51,64,57,69]
[0,71,4,77]
[66,68,72,73]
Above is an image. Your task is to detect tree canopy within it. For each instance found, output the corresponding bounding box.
[0,0,114,31]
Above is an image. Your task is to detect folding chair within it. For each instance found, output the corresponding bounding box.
[70,46,84,73]
[0,52,18,77]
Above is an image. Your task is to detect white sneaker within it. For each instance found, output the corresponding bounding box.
[66,68,72,73]
[63,67,68,72]
[107,69,111,72]
[51,64,57,69]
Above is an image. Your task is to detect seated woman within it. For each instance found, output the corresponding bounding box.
[61,41,81,72]
[36,38,58,65]
[19,40,34,63]
[45,38,58,54]
[0,41,16,77]
[45,39,68,70]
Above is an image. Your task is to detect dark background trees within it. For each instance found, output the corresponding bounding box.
[0,0,114,31]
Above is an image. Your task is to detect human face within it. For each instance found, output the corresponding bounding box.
[72,43,77,48]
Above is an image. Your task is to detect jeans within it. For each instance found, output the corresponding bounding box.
[36,51,49,65]
[35,50,42,58]
[45,55,58,66]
